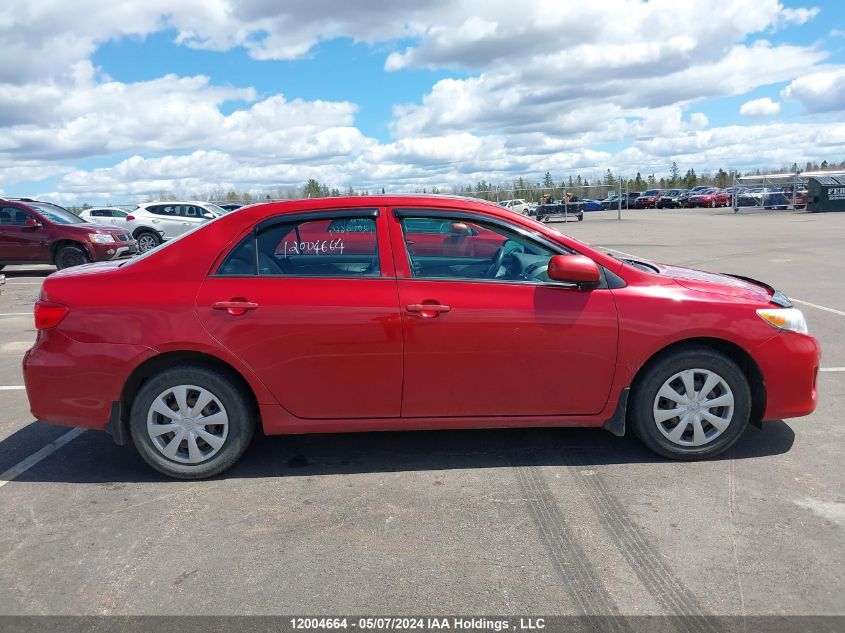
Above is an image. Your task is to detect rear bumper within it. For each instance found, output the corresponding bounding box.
[755,332,821,421]
[23,329,155,429]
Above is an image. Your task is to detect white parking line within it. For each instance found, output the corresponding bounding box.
[0,427,86,488]
[820,367,845,372]
[792,299,845,317]
[0,386,26,390]
[0,313,31,317]
[4,282,44,285]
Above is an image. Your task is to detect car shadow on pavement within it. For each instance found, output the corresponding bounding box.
[0,268,52,278]
[3,419,796,484]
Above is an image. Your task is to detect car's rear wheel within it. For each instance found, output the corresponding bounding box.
[136,231,161,253]
[55,244,90,269]
[629,347,751,460]
[129,365,256,479]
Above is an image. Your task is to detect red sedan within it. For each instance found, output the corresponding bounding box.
[687,188,731,208]
[23,196,820,478]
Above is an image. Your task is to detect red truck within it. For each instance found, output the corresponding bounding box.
[0,197,137,270]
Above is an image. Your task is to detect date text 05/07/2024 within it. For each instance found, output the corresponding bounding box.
[289,617,546,631]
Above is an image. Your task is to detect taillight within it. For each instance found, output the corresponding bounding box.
[34,301,69,330]
[126,215,135,221]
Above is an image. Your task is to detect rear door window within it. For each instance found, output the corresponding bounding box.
[217,212,380,277]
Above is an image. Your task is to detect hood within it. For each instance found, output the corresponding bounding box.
[654,263,773,303]
[66,222,130,234]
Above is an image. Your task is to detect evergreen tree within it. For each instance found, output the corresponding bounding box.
[303,179,322,198]
[669,162,680,186]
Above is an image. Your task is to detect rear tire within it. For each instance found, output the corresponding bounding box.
[629,346,751,460]
[136,230,161,253]
[55,244,89,269]
[129,365,256,479]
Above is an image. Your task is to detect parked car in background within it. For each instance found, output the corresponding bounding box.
[582,199,603,211]
[687,188,731,208]
[79,207,132,225]
[634,189,662,208]
[622,192,642,208]
[127,201,224,252]
[23,195,820,478]
[535,196,585,222]
[656,189,687,208]
[499,199,533,215]
[81,206,167,249]
[0,197,136,270]
[216,202,246,212]
[734,191,760,207]
[764,188,808,209]
[600,194,620,210]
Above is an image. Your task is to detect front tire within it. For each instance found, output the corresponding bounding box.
[629,347,751,460]
[129,365,256,479]
[55,244,90,269]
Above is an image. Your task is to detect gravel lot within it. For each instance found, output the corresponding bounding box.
[0,207,843,618]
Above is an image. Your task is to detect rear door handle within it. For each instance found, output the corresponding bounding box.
[406,303,451,318]
[212,300,259,316]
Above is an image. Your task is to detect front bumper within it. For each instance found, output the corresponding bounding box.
[754,331,821,420]
[87,240,138,262]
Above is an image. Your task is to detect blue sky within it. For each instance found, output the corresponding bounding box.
[1,0,844,203]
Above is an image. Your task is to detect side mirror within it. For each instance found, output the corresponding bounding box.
[203,212,215,219]
[548,254,601,287]
[450,222,470,236]
[24,218,41,228]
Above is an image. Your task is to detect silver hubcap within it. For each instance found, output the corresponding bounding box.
[653,369,734,447]
[138,235,157,251]
[147,385,228,464]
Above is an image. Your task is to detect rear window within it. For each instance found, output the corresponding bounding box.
[218,213,380,277]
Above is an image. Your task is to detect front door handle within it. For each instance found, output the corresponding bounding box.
[406,303,451,318]
[212,299,259,316]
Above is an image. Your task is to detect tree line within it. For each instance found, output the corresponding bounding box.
[63,158,845,212]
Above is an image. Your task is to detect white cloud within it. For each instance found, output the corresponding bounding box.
[689,113,709,129]
[782,66,845,114]
[0,0,840,203]
[777,7,821,27]
[739,97,781,117]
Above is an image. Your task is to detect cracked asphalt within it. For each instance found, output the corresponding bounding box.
[0,207,842,617]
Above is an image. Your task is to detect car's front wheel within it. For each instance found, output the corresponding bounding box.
[629,347,751,460]
[55,244,90,269]
[129,365,256,479]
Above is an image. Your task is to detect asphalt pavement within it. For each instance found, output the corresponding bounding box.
[0,208,842,618]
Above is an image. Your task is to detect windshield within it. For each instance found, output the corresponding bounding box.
[28,202,85,224]
[644,190,659,196]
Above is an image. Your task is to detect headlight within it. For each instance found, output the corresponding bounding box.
[756,307,808,334]
[88,233,115,244]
